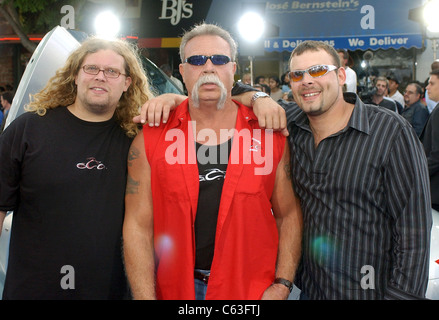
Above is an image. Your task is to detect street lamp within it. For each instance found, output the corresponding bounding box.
[424,0,439,33]
[237,12,265,86]
[423,0,439,59]
[94,11,121,39]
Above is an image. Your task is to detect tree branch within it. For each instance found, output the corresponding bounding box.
[0,2,37,52]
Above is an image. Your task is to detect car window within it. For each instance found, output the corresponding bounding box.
[141,57,183,96]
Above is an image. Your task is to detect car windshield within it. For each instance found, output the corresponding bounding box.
[141,57,183,96]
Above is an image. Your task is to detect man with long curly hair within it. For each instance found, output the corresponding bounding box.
[0,37,151,299]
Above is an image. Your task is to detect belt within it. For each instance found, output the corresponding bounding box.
[194,270,210,285]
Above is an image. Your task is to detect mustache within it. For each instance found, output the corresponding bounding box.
[195,74,225,88]
[192,74,227,109]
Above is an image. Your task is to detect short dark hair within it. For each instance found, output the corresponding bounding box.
[1,91,14,104]
[407,82,423,96]
[336,48,349,60]
[290,40,341,68]
[269,75,280,86]
[430,69,439,78]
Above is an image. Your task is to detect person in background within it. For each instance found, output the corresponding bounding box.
[280,71,291,93]
[402,82,430,137]
[425,60,439,113]
[0,37,151,299]
[268,75,284,101]
[240,72,252,85]
[386,72,404,109]
[421,68,439,212]
[253,83,271,95]
[160,63,184,93]
[0,90,14,132]
[336,48,357,93]
[254,75,266,86]
[122,23,303,301]
[367,76,398,112]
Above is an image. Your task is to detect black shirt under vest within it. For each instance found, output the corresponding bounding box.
[194,139,232,270]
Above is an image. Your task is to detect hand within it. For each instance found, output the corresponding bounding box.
[260,283,291,300]
[253,98,289,136]
[133,93,187,126]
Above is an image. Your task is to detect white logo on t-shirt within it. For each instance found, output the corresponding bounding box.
[76,157,106,170]
[199,168,226,182]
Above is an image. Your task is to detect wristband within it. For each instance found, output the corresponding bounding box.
[273,277,293,292]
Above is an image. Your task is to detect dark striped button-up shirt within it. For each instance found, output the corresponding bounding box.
[281,93,431,299]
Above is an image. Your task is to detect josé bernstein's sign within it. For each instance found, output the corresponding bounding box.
[260,0,424,51]
[140,0,424,51]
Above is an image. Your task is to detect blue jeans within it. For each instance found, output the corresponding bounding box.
[194,269,209,300]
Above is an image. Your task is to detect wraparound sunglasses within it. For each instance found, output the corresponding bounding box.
[289,64,338,82]
[184,55,232,66]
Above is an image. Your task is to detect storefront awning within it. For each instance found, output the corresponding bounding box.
[262,0,424,51]
[140,0,425,52]
[204,0,425,52]
[264,33,424,52]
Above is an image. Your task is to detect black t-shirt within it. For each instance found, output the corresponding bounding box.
[0,107,132,299]
[194,139,231,270]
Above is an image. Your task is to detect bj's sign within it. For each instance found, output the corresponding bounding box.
[140,0,213,37]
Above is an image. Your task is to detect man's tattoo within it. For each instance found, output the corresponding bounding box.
[126,145,140,194]
[126,174,140,194]
[128,145,140,167]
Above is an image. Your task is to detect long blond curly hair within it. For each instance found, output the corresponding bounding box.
[25,37,152,138]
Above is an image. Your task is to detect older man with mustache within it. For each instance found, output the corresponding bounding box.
[122,23,303,300]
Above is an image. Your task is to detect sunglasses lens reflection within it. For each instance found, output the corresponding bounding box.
[290,71,305,82]
[309,65,329,77]
[186,55,231,66]
[290,65,332,82]
[187,56,207,65]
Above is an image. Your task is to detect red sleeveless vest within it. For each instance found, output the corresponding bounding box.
[143,99,286,299]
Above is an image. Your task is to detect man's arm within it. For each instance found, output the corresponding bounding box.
[122,131,156,299]
[134,93,187,127]
[134,83,288,135]
[385,126,432,299]
[231,82,288,136]
[261,141,303,300]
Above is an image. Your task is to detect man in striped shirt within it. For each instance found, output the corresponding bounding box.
[232,40,432,299]
[136,40,432,299]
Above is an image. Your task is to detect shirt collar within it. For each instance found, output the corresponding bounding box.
[345,92,370,135]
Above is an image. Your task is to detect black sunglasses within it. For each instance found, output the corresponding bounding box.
[184,55,231,66]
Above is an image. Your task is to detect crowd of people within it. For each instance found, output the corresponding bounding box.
[0,21,436,301]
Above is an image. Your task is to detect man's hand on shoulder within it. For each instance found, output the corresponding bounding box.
[133,93,187,126]
[253,97,288,136]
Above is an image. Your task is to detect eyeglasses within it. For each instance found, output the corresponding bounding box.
[289,65,338,82]
[184,55,231,66]
[82,65,127,78]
